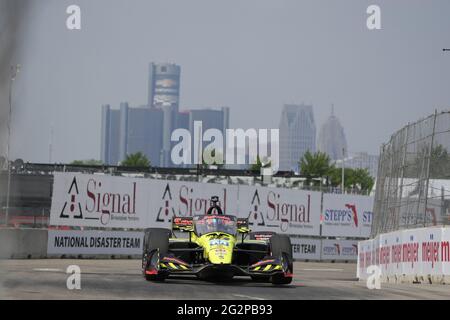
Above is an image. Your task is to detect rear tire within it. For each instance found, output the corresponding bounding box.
[143,228,171,282]
[269,234,293,285]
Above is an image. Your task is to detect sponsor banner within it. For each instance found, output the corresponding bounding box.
[379,231,403,277]
[147,179,238,228]
[357,239,374,279]
[321,239,359,261]
[47,230,143,255]
[419,227,443,276]
[238,185,321,236]
[290,238,321,260]
[322,193,374,238]
[357,227,450,280]
[50,173,238,229]
[443,228,450,276]
[50,173,148,228]
[401,228,422,276]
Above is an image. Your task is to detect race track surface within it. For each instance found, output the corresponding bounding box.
[0,260,449,299]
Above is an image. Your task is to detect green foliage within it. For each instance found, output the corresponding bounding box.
[299,151,375,193]
[121,152,150,167]
[202,148,224,168]
[404,144,450,179]
[250,155,271,172]
[70,159,103,166]
[299,151,332,186]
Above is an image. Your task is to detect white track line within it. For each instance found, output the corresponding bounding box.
[232,294,265,300]
[32,268,63,272]
[301,268,344,272]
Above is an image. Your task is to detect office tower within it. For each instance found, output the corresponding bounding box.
[317,105,348,161]
[188,107,229,135]
[100,103,163,166]
[148,63,181,166]
[100,104,120,165]
[279,104,316,172]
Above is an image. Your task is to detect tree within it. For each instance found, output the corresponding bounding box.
[121,152,150,167]
[250,155,271,172]
[202,148,224,168]
[328,167,374,193]
[299,151,333,186]
[429,144,450,179]
[351,168,375,193]
[70,159,103,166]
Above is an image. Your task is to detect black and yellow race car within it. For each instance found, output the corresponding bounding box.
[142,196,293,285]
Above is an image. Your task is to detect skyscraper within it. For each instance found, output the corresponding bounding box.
[188,107,230,161]
[317,105,348,161]
[100,103,163,166]
[148,63,181,109]
[100,104,120,165]
[279,104,316,172]
[100,62,231,168]
[148,63,181,166]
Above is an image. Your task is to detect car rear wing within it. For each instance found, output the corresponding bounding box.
[172,216,194,232]
[237,218,250,233]
[249,231,276,241]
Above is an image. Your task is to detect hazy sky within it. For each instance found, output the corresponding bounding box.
[4,0,450,163]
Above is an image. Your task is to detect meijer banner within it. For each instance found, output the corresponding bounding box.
[357,227,450,281]
[238,185,321,236]
[322,193,374,238]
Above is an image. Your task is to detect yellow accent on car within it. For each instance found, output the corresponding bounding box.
[180,264,188,270]
[168,262,178,269]
[273,265,282,270]
[254,266,261,271]
[263,264,272,271]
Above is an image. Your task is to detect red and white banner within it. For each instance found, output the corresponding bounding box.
[322,193,374,238]
[50,173,149,228]
[50,173,238,229]
[357,227,450,280]
[146,179,238,227]
[238,185,321,236]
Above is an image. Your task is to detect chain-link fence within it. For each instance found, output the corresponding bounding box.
[371,110,450,236]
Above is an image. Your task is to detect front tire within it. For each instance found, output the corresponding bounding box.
[142,228,171,282]
[269,234,293,285]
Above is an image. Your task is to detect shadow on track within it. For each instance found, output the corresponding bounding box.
[144,275,298,289]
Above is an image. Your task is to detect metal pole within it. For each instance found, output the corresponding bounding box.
[5,65,19,227]
[423,110,437,227]
[341,148,345,194]
[396,123,409,230]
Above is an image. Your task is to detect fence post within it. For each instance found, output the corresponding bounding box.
[423,110,438,227]
[397,123,409,230]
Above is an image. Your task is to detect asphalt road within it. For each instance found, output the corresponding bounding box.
[0,260,449,299]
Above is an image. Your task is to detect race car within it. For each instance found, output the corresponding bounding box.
[142,196,293,285]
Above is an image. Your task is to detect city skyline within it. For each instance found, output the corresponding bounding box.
[2,1,450,164]
[317,105,348,161]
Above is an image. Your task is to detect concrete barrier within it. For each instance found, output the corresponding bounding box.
[0,228,48,259]
[357,226,450,284]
